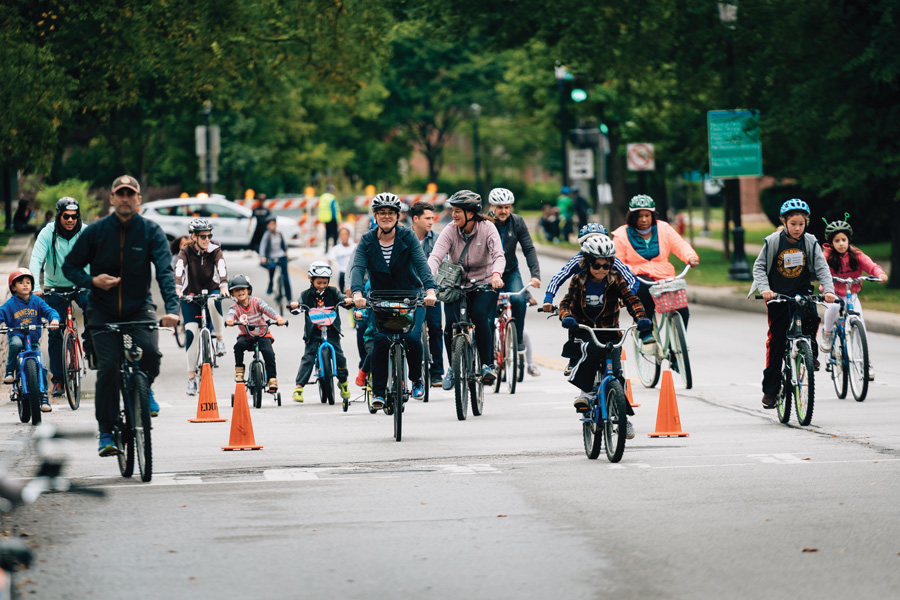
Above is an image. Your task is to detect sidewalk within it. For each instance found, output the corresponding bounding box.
[0,233,37,359]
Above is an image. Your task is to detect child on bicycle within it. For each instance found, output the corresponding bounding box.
[290,262,352,403]
[558,236,654,439]
[819,215,888,379]
[0,269,59,412]
[748,199,835,409]
[225,274,284,392]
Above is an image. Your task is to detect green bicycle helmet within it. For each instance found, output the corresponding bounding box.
[823,213,853,242]
[628,194,656,212]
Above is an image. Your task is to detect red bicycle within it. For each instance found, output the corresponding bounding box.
[43,288,88,410]
[492,284,532,395]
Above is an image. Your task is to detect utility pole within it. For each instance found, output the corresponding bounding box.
[471,104,482,198]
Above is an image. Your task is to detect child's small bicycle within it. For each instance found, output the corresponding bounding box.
[2,324,52,426]
[226,320,287,409]
[292,304,350,409]
[827,275,882,402]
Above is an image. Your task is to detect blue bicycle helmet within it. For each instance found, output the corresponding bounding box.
[779,198,810,216]
[577,222,609,244]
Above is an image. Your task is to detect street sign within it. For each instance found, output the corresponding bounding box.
[568,148,594,179]
[195,126,221,156]
[626,143,655,171]
[707,110,762,178]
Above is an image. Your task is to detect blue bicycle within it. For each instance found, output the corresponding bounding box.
[2,324,52,426]
[827,276,882,402]
[292,304,350,409]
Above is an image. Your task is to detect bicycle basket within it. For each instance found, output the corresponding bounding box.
[308,307,337,327]
[369,292,417,334]
[649,279,688,313]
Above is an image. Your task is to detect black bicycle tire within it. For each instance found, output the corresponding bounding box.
[392,344,403,441]
[421,326,431,402]
[794,340,815,426]
[251,361,264,409]
[777,357,792,424]
[321,346,335,405]
[63,332,80,410]
[670,312,693,390]
[583,402,602,460]
[132,372,153,482]
[24,359,42,426]
[453,335,468,420]
[366,375,377,414]
[830,329,848,399]
[604,380,628,463]
[517,357,524,383]
[505,320,518,395]
[117,383,135,478]
[633,332,661,388]
[847,318,869,402]
[491,324,502,393]
[16,378,30,424]
[470,338,484,417]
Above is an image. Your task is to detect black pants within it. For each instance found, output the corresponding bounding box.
[444,289,498,368]
[324,220,339,251]
[234,335,277,379]
[371,307,425,396]
[89,305,161,434]
[295,337,348,386]
[763,302,820,395]
[636,280,690,329]
[44,289,90,385]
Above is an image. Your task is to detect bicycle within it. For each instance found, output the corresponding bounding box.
[226,319,286,409]
[181,291,221,380]
[268,259,288,315]
[826,276,881,402]
[89,320,169,482]
[756,293,824,426]
[43,288,89,410]
[492,283,532,395]
[441,283,493,421]
[2,324,52,426]
[632,265,693,390]
[420,322,431,402]
[291,303,351,409]
[367,290,425,442]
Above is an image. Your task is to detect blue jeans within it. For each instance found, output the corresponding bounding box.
[44,290,89,384]
[425,304,444,377]
[266,257,292,299]
[502,270,527,349]
[370,306,425,396]
[5,335,24,375]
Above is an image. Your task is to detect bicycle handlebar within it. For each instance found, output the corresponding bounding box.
[754,293,827,304]
[634,264,692,286]
[0,323,55,334]
[833,275,883,284]
[575,324,637,351]
[498,282,533,299]
[41,287,90,298]
[87,320,173,333]
[290,302,354,315]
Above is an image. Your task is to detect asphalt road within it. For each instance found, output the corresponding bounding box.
[2,249,899,599]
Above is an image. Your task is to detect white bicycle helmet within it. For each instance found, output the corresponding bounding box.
[580,234,615,259]
[371,192,402,212]
[488,188,515,206]
[189,217,213,233]
[308,261,333,278]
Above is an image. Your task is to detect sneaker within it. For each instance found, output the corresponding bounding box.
[355,369,367,387]
[442,372,454,391]
[234,366,245,382]
[41,397,52,412]
[761,393,777,409]
[625,420,635,440]
[813,359,821,371]
[821,330,833,353]
[215,339,226,357]
[527,364,541,377]
[563,365,572,377]
[293,387,304,403]
[339,381,350,400]
[268,378,278,392]
[186,377,198,396]
[371,395,385,410]
[3,372,13,384]
[149,390,159,417]
[412,380,425,400]
[868,363,875,382]
[266,284,273,295]
[52,382,65,397]
[98,433,118,457]
[573,391,592,412]
[431,373,444,388]
[481,364,497,385]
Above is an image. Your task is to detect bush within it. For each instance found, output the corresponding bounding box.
[34,178,103,221]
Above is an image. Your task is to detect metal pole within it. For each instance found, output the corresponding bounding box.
[204,100,213,194]
[471,104,482,198]
[558,80,569,187]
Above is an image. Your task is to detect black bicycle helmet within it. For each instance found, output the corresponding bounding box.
[228,274,252,294]
[56,197,79,213]
[448,190,482,213]
[823,213,853,242]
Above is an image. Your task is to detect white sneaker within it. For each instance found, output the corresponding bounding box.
[186,377,198,396]
[527,364,541,377]
[625,421,635,440]
[821,330,833,353]
[215,339,226,357]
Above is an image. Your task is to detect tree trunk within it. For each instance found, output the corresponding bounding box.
[608,125,627,230]
[889,188,900,289]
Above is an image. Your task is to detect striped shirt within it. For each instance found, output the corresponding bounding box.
[380,241,394,265]
[226,297,280,338]
[544,252,638,304]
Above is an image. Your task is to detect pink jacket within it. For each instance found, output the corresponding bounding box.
[822,244,886,296]
[611,221,698,280]
[428,220,506,285]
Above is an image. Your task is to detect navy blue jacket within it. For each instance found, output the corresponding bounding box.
[350,226,435,295]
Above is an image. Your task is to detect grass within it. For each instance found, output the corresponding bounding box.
[0,230,12,251]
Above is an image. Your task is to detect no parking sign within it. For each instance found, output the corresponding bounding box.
[627,143,655,171]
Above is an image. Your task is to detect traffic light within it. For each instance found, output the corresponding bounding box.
[599,123,609,134]
[570,87,588,102]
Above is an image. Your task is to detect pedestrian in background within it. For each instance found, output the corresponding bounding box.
[572,186,589,232]
[539,204,560,244]
[249,194,270,251]
[318,184,342,251]
[556,186,574,241]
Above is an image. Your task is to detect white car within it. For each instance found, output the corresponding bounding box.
[140,196,303,249]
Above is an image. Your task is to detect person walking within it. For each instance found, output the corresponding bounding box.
[318,184,342,251]
[249,193,270,251]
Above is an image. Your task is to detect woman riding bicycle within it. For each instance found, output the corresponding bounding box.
[611,194,699,327]
[174,218,228,396]
[427,190,506,388]
[349,193,437,409]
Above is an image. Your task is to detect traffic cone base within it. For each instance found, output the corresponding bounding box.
[648,370,689,438]
[189,363,227,423]
[223,382,263,450]
[625,378,640,408]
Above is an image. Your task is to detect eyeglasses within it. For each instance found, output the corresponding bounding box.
[60,213,78,221]
[197,234,212,240]
[590,262,611,270]
[374,211,396,217]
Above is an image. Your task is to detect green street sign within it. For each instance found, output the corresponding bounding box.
[708,110,762,178]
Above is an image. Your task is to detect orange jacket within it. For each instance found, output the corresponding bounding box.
[611,221,698,280]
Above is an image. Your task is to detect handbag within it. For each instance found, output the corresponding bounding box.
[434,235,475,303]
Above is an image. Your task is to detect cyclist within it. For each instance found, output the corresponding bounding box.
[747,198,835,409]
[611,194,699,328]
[427,190,505,388]
[350,192,437,409]
[259,216,293,299]
[29,197,90,399]
[225,274,285,391]
[174,218,229,396]
[410,200,445,387]
[62,175,180,456]
[487,187,541,355]
[557,236,654,439]
[290,262,352,403]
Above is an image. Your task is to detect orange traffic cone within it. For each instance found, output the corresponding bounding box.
[621,348,640,407]
[188,363,226,423]
[222,382,263,450]
[648,370,689,438]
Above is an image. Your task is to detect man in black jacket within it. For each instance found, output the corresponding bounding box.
[63,174,180,457]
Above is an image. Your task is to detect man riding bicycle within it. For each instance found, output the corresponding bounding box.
[63,175,180,456]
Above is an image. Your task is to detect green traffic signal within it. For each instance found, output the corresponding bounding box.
[570,88,587,102]
[599,123,608,134]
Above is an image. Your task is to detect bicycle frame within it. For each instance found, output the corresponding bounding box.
[183,291,220,371]
[766,294,822,389]
[576,325,635,426]
[634,264,691,362]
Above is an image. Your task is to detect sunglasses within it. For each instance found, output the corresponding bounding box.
[114,189,137,197]
[590,262,612,270]
[197,234,213,240]
[61,213,78,221]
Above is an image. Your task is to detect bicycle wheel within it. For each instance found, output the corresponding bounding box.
[116,390,135,478]
[63,332,81,410]
[470,340,484,417]
[132,372,152,482]
[421,327,431,403]
[16,384,30,424]
[604,380,628,463]
[830,328,848,399]
[319,347,335,405]
[517,357,524,382]
[846,318,869,402]
[583,400,603,460]
[392,345,403,442]
[492,324,502,393]
[794,340,815,426]
[505,320,518,395]
[452,335,468,420]
[633,332,661,388]
[199,329,212,367]
[251,361,264,409]
[24,359,42,426]
[365,374,377,414]
[777,359,792,424]
[173,322,186,348]
[670,312,692,389]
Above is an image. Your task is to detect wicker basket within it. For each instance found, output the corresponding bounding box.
[649,279,688,313]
